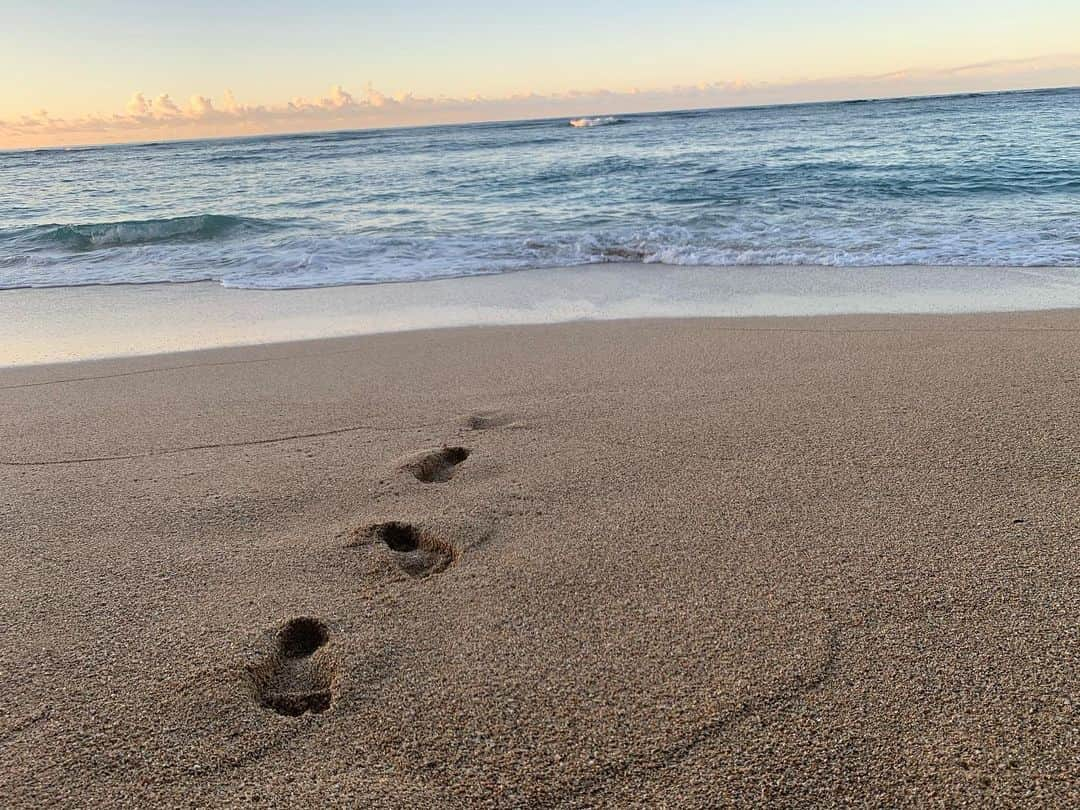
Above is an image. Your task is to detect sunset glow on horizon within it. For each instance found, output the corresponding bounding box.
[3,0,1080,149]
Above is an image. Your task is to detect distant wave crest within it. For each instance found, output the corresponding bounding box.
[0,214,273,251]
[569,116,622,128]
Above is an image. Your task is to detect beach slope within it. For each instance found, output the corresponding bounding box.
[1,311,1077,807]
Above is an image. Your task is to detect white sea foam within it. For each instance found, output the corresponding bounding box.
[568,116,621,128]
[2,222,1079,290]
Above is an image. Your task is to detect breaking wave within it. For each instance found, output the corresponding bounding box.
[0,215,274,251]
[569,116,622,128]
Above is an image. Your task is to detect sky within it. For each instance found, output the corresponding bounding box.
[2,0,1079,148]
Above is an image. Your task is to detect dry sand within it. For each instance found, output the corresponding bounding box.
[1,311,1077,807]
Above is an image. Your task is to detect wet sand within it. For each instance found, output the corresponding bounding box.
[1,311,1077,807]
[6,263,1080,366]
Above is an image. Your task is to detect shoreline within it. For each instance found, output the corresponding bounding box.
[4,262,1080,367]
[4,308,1080,388]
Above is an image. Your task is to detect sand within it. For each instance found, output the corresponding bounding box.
[6,263,1080,366]
[0,311,1077,807]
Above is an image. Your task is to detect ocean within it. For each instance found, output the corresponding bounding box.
[0,87,1077,290]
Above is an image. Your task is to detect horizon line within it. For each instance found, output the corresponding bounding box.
[2,82,1077,156]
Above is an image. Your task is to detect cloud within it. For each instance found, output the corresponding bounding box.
[153,94,181,117]
[126,92,150,116]
[2,53,1078,148]
[187,95,215,116]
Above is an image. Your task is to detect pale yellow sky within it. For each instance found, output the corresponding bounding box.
[2,0,1079,148]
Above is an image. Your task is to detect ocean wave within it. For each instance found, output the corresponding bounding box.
[0,214,276,251]
[2,222,1077,291]
[569,116,622,128]
[2,88,1077,291]
[205,153,275,165]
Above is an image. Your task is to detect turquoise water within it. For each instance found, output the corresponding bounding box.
[0,87,1077,289]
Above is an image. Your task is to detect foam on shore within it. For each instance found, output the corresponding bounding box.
[3,263,1080,366]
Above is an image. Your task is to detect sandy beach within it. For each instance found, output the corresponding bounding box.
[5,264,1080,366]
[1,309,1078,807]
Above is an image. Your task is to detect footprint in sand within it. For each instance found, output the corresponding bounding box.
[398,446,471,483]
[247,617,338,716]
[460,410,517,431]
[359,521,457,578]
